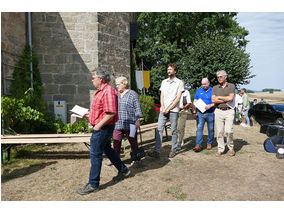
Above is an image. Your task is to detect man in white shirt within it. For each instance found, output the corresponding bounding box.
[177,85,192,150]
[148,63,184,158]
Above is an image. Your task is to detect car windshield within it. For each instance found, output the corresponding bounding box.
[271,104,284,112]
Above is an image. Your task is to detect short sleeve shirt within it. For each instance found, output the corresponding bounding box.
[89,84,118,126]
[194,87,215,113]
[179,90,192,108]
[212,83,235,108]
[160,77,184,112]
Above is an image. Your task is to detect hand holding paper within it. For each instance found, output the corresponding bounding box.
[70,105,89,118]
[194,98,207,113]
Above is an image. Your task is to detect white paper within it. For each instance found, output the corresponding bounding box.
[226,96,236,109]
[70,105,89,117]
[129,124,136,138]
[194,98,207,113]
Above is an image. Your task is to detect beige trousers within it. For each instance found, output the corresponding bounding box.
[177,110,190,145]
[214,108,235,152]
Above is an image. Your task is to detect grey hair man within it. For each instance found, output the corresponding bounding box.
[77,68,130,195]
[212,70,236,156]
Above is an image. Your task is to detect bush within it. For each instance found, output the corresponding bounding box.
[139,95,156,124]
[2,46,57,134]
[1,94,56,134]
[54,118,91,134]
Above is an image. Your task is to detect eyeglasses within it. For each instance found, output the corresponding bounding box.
[217,76,224,79]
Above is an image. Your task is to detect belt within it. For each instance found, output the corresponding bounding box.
[217,107,231,111]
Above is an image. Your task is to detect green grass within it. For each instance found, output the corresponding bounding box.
[2,144,46,169]
[167,186,187,200]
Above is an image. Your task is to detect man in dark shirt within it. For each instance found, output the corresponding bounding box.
[212,70,236,156]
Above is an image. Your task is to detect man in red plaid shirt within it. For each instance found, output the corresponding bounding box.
[77,67,131,195]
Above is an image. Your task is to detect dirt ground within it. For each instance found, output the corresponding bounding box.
[249,91,284,104]
[1,118,284,201]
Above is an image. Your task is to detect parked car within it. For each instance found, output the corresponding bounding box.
[248,103,284,125]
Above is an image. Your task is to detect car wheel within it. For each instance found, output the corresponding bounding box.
[250,115,259,127]
[275,118,284,125]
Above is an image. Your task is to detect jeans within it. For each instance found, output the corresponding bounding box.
[155,111,178,152]
[89,124,128,187]
[195,111,215,146]
[243,109,250,126]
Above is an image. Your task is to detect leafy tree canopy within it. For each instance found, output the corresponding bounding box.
[135,12,253,102]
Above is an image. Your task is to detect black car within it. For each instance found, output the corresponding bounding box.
[248,103,284,125]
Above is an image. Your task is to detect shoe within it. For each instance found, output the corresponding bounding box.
[193,145,202,152]
[112,168,131,182]
[181,140,185,146]
[228,150,235,156]
[130,160,139,166]
[148,150,160,158]
[176,144,181,151]
[168,150,177,158]
[105,161,113,166]
[245,124,250,128]
[76,183,99,195]
[240,123,246,127]
[206,144,212,150]
[216,151,223,156]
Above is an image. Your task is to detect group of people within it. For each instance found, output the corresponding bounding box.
[77,63,247,195]
[148,63,237,158]
[235,88,251,127]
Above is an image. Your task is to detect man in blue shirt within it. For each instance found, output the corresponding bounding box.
[192,78,215,152]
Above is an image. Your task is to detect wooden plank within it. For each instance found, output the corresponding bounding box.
[1,133,91,139]
[1,122,170,145]
[1,137,90,144]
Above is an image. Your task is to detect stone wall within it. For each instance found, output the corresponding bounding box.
[97,12,130,85]
[32,12,96,114]
[2,12,131,122]
[1,12,27,95]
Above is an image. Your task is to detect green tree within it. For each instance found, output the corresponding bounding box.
[135,12,251,102]
[180,35,254,89]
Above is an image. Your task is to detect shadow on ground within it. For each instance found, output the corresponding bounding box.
[1,161,57,183]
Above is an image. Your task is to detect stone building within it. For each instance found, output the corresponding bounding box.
[1,12,131,121]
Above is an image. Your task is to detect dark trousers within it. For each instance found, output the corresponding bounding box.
[88,124,128,187]
[113,129,138,157]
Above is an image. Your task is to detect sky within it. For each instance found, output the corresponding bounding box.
[237,12,284,91]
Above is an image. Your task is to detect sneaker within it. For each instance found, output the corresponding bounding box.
[176,144,182,151]
[240,123,246,127]
[216,151,223,156]
[244,124,250,128]
[112,168,131,182]
[228,150,235,156]
[168,150,177,158]
[206,144,212,150]
[148,150,160,158]
[181,140,185,146]
[193,145,202,152]
[105,161,113,166]
[76,183,99,195]
[131,160,138,166]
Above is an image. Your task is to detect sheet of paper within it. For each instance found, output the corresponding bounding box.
[70,105,89,117]
[194,98,207,113]
[129,124,136,138]
[226,96,236,109]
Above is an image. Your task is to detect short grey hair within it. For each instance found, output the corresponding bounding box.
[216,70,227,76]
[92,67,111,83]
[115,76,129,88]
